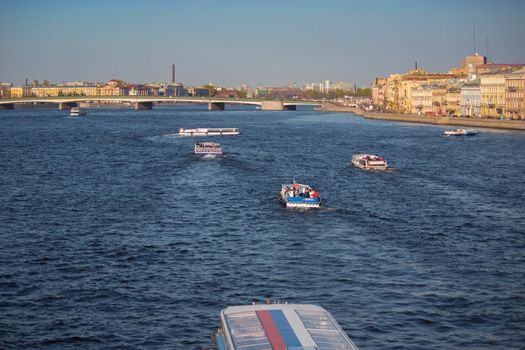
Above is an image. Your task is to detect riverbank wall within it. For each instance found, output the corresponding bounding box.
[319,103,525,131]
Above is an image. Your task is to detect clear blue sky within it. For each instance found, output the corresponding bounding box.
[1,0,524,87]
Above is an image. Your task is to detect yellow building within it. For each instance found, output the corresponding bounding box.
[378,68,457,114]
[480,73,506,117]
[372,77,387,109]
[31,87,61,97]
[431,85,447,116]
[10,86,32,98]
[411,84,447,116]
[445,87,461,117]
[505,68,525,120]
[30,86,99,97]
[384,74,401,112]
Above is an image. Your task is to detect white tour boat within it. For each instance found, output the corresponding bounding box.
[352,154,388,170]
[70,107,86,117]
[280,182,321,208]
[194,141,223,157]
[179,128,240,136]
[444,129,478,136]
[214,302,359,350]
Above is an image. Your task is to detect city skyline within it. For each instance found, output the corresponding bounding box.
[1,0,525,87]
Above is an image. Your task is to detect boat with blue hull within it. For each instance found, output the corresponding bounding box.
[280,182,321,208]
[444,128,478,136]
[214,302,359,350]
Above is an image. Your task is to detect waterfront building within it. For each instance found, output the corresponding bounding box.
[0,83,12,98]
[460,79,481,117]
[410,84,446,116]
[477,63,525,76]
[9,86,32,98]
[303,82,324,92]
[239,84,255,98]
[505,68,525,120]
[332,81,354,91]
[323,80,332,92]
[431,85,447,116]
[462,54,487,79]
[480,73,506,118]
[148,83,187,97]
[30,86,98,97]
[445,86,461,117]
[99,79,129,96]
[372,77,387,109]
[128,85,150,96]
[378,68,456,113]
[411,85,432,115]
[215,88,239,98]
[188,87,210,97]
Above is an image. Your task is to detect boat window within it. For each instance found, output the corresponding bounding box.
[296,309,358,350]
[224,311,273,350]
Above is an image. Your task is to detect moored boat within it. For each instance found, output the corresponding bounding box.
[444,129,478,136]
[214,302,359,350]
[70,107,86,117]
[352,154,388,170]
[280,182,320,208]
[179,128,240,136]
[194,141,223,157]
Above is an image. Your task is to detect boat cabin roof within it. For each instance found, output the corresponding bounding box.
[353,154,381,159]
[220,303,358,350]
[196,142,221,147]
[282,183,312,190]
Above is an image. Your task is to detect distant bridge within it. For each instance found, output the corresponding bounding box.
[0,96,320,111]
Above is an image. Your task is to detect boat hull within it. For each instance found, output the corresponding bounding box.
[351,154,388,171]
[195,152,222,158]
[179,128,240,136]
[444,129,478,136]
[351,160,388,170]
[280,184,321,208]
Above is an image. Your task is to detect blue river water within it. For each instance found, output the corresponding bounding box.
[1,105,524,349]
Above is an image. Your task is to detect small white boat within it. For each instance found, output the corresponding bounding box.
[280,182,321,208]
[179,128,240,136]
[70,107,86,117]
[214,302,359,350]
[444,129,478,136]
[352,154,388,170]
[194,141,223,157]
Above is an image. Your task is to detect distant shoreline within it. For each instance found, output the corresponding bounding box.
[320,104,525,131]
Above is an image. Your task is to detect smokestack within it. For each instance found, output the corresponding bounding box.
[25,78,28,86]
[172,64,175,83]
[415,61,418,70]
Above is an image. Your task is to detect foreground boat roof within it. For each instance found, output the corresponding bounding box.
[220,303,358,350]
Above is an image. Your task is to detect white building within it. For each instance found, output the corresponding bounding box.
[411,85,432,115]
[460,79,481,117]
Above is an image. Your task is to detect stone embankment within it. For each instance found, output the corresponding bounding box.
[319,102,525,131]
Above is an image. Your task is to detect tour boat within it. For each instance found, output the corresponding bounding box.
[214,302,359,350]
[194,141,223,157]
[352,154,388,170]
[70,107,86,117]
[444,129,478,136]
[179,128,240,136]
[280,182,321,208]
